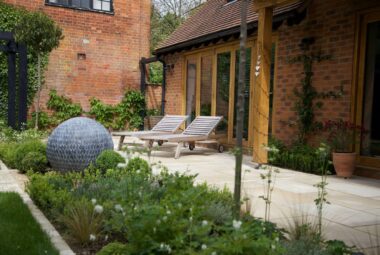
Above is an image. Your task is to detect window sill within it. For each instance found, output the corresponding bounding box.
[45,3,114,15]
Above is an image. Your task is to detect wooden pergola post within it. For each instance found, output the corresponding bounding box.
[252,0,298,163]
[252,7,273,164]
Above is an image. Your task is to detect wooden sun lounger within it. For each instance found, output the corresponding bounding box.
[112,115,188,150]
[141,116,223,159]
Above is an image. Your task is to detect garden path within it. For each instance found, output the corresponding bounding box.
[116,136,380,253]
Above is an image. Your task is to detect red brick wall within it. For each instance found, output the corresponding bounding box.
[4,0,151,111]
[273,0,355,145]
[162,53,184,115]
[145,84,162,110]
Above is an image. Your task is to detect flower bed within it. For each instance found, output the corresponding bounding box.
[26,157,354,255]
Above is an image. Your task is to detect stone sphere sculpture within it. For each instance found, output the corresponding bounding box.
[47,117,114,172]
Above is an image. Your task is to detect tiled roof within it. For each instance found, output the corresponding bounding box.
[156,0,303,54]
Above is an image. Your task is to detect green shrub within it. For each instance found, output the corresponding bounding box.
[0,142,19,169]
[89,90,146,130]
[126,157,151,175]
[20,152,47,173]
[97,242,130,255]
[95,150,125,174]
[14,140,46,172]
[268,138,333,175]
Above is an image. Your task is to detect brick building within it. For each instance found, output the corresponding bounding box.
[154,0,380,177]
[4,0,151,110]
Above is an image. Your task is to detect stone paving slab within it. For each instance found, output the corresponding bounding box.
[0,161,75,255]
[117,137,380,251]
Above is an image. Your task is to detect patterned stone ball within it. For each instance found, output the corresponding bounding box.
[47,117,114,172]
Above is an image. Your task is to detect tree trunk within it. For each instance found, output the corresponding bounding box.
[34,53,41,130]
[234,0,248,218]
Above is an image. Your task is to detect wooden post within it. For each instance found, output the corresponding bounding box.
[18,44,28,129]
[252,7,273,163]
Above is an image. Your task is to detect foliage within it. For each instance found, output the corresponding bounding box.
[95,150,125,174]
[0,192,59,255]
[268,137,333,175]
[146,108,161,116]
[148,62,163,84]
[287,45,344,143]
[151,0,204,52]
[258,156,280,222]
[14,9,64,129]
[61,199,104,245]
[0,123,47,169]
[46,89,83,125]
[14,139,47,173]
[0,2,48,121]
[27,158,288,254]
[20,151,48,173]
[14,11,63,55]
[314,143,331,236]
[126,157,151,176]
[323,119,365,153]
[97,242,130,255]
[89,90,146,130]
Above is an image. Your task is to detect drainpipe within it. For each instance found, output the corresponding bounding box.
[158,58,166,115]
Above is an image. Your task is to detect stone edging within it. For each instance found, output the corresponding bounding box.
[0,160,75,255]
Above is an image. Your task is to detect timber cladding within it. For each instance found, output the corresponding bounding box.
[3,0,151,111]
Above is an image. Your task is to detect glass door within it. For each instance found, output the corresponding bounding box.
[185,57,197,125]
[215,51,232,139]
[356,13,380,168]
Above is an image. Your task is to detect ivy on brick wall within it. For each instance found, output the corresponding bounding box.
[287,41,344,143]
[0,2,49,122]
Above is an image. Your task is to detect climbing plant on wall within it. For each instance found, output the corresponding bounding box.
[287,38,343,143]
[0,2,48,122]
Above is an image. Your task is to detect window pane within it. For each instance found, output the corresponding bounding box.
[57,0,69,5]
[102,1,111,11]
[81,0,90,8]
[72,0,81,7]
[361,21,380,157]
[200,55,213,116]
[48,0,58,3]
[216,52,231,135]
[93,0,102,10]
[186,60,197,124]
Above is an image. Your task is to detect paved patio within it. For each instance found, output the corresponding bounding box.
[117,137,380,253]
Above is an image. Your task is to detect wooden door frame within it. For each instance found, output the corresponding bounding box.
[181,36,277,148]
[352,8,380,168]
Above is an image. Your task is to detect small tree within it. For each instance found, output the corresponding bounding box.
[14,11,63,129]
[233,0,248,217]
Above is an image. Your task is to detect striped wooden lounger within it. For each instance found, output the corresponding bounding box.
[140,116,223,159]
[112,115,188,150]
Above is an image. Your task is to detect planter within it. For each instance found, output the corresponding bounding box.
[332,152,356,178]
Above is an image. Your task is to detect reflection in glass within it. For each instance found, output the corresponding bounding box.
[216,52,231,134]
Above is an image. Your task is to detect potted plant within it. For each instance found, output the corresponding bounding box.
[324,120,365,178]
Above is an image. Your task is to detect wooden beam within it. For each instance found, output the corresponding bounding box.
[253,0,299,11]
[18,44,28,129]
[252,7,273,164]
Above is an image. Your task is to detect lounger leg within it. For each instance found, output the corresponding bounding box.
[175,142,182,159]
[118,136,125,150]
[144,140,153,149]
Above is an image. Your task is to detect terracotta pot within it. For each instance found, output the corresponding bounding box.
[332,152,356,178]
